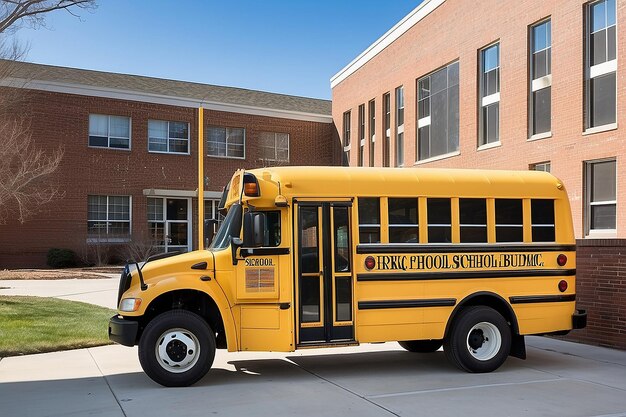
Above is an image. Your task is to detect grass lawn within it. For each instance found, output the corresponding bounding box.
[0,296,116,357]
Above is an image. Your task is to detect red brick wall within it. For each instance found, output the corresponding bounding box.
[563,239,626,349]
[332,0,626,240]
[0,88,339,268]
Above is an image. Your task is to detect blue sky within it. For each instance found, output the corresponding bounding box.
[11,1,420,100]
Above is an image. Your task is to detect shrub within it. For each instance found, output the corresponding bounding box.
[46,248,77,268]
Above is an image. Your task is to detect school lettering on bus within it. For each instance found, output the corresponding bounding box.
[369,253,545,271]
[245,258,275,267]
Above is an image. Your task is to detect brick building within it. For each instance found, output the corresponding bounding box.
[0,61,339,268]
[331,0,625,348]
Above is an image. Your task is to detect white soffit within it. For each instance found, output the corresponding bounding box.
[330,0,445,89]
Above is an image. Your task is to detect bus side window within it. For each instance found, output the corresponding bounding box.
[265,211,281,247]
[388,198,418,243]
[427,198,451,243]
[460,198,487,243]
[531,199,555,242]
[358,198,381,243]
[495,199,523,242]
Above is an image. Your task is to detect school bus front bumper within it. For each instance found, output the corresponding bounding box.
[573,309,587,329]
[108,315,138,347]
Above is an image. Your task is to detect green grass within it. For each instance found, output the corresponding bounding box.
[0,296,116,357]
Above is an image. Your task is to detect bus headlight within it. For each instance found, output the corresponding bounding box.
[119,298,142,312]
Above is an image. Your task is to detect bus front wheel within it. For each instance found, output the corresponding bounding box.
[444,306,511,373]
[398,340,443,353]
[138,310,215,387]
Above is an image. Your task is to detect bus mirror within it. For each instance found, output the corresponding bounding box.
[243,212,266,247]
[231,237,243,265]
[204,219,217,249]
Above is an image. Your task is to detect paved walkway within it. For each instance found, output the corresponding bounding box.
[1,279,625,416]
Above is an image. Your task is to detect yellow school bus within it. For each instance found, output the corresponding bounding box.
[109,167,586,386]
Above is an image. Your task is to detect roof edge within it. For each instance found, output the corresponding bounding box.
[330,0,445,89]
[0,77,333,123]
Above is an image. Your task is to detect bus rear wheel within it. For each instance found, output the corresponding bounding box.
[444,306,511,373]
[398,340,443,353]
[138,310,215,387]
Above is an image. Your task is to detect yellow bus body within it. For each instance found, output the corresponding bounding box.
[109,167,586,386]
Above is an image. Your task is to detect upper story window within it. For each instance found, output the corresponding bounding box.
[358,104,365,167]
[148,120,190,154]
[585,159,616,235]
[530,161,551,172]
[206,126,245,159]
[530,19,552,137]
[395,86,405,167]
[88,114,130,150]
[87,195,131,240]
[259,132,289,163]
[383,92,391,167]
[479,43,500,146]
[343,111,351,166]
[417,61,460,161]
[368,99,375,167]
[586,0,617,130]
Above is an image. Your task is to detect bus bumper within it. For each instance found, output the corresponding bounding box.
[108,315,138,347]
[573,309,587,329]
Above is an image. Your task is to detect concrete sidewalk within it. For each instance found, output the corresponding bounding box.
[0,337,625,417]
[1,279,625,416]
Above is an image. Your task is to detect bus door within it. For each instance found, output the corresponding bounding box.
[296,201,354,345]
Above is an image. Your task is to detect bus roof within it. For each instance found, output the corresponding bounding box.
[243,166,568,201]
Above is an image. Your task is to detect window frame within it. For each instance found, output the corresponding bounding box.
[368,99,376,167]
[383,92,391,167]
[87,195,132,242]
[529,18,552,139]
[206,126,246,159]
[88,114,132,151]
[585,0,618,132]
[530,161,551,172]
[343,110,351,166]
[395,86,405,167]
[148,119,190,155]
[358,104,365,167]
[258,131,290,163]
[585,158,617,237]
[478,42,501,148]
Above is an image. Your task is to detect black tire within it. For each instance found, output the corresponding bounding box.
[138,310,215,387]
[443,306,511,373]
[398,339,443,353]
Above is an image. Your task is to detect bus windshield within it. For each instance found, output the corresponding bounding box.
[209,203,242,250]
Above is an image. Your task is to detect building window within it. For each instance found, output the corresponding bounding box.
[206,126,245,159]
[358,104,365,167]
[530,20,552,137]
[479,43,500,146]
[148,120,190,154]
[88,114,131,149]
[530,161,551,172]
[87,195,131,239]
[368,99,375,167]
[585,159,616,234]
[586,0,617,129]
[395,86,405,166]
[383,92,391,167]
[258,132,289,163]
[417,61,460,161]
[358,197,380,243]
[343,111,351,166]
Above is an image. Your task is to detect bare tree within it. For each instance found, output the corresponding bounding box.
[1,0,96,34]
[0,0,96,223]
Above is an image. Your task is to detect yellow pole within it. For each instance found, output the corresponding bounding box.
[197,106,204,249]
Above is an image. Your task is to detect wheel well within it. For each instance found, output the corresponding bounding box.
[140,289,228,349]
[445,292,519,339]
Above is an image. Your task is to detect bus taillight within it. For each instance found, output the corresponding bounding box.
[365,256,375,270]
[558,280,568,292]
[557,254,567,266]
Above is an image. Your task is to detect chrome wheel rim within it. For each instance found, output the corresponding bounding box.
[155,328,200,373]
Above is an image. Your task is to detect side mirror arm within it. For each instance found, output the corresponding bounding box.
[231,237,243,265]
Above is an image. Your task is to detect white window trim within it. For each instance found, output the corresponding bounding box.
[583,123,618,135]
[87,195,132,243]
[418,116,431,128]
[206,126,246,160]
[528,131,552,141]
[414,150,460,165]
[148,120,191,155]
[477,141,502,151]
[88,114,132,151]
[590,59,617,78]
[531,75,552,92]
[482,92,500,107]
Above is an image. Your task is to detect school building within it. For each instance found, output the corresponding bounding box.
[331,0,625,349]
[0,60,339,268]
